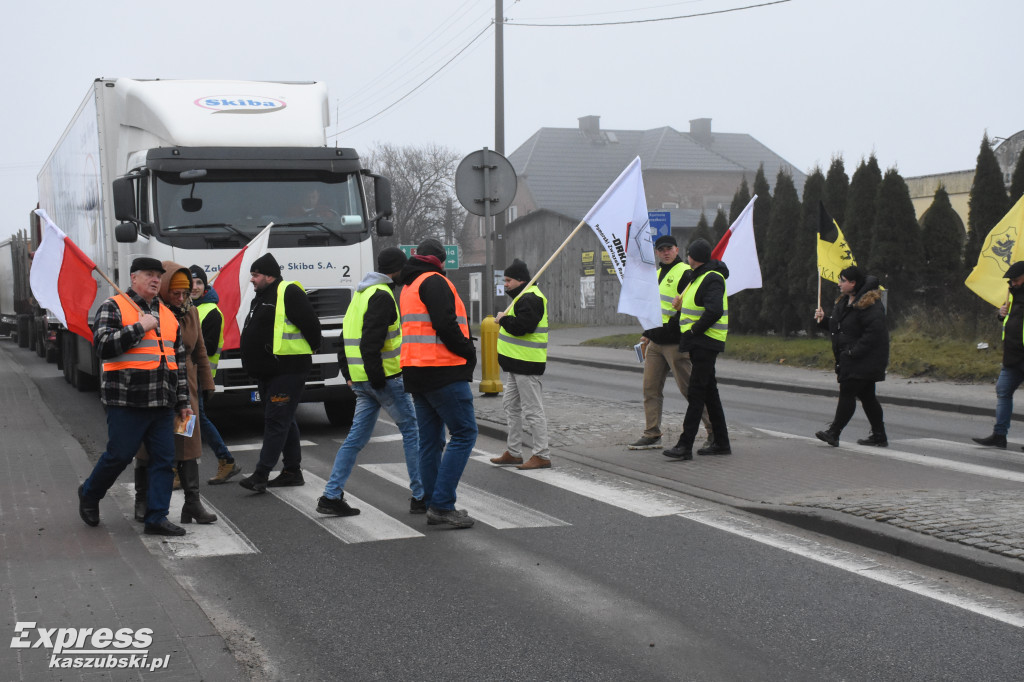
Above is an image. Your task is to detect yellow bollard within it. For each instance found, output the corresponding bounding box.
[478,315,503,395]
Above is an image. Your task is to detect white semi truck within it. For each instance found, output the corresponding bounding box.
[37,78,394,424]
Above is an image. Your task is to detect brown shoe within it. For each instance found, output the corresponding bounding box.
[516,455,551,470]
[490,451,523,466]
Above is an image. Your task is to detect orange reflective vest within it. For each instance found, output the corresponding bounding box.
[102,296,180,372]
[400,272,470,368]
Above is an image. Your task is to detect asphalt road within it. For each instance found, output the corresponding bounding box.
[24,351,1024,681]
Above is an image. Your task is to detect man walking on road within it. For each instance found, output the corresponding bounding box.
[317,247,423,517]
[77,257,193,536]
[629,234,713,451]
[237,253,322,493]
[973,261,1024,450]
[400,238,478,528]
[490,259,552,470]
[664,239,732,460]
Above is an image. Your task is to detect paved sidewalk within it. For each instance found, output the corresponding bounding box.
[475,325,1024,593]
[0,341,246,681]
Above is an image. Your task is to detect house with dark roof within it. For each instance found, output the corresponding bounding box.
[459,116,806,324]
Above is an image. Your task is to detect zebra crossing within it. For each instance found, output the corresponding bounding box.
[111,441,705,559]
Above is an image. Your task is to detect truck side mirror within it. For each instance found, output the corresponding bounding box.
[112,177,137,222]
[115,222,138,243]
[377,219,394,237]
[373,175,393,219]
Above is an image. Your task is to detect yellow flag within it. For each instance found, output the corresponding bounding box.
[965,194,1024,307]
[817,201,856,283]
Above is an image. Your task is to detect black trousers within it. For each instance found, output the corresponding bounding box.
[256,371,308,474]
[831,378,884,434]
[680,346,729,448]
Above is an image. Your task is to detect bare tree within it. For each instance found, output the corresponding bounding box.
[365,143,466,249]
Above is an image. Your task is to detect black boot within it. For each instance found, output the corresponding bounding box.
[180,460,217,524]
[663,434,693,460]
[815,427,840,447]
[134,463,148,523]
[857,427,888,447]
[972,433,1007,449]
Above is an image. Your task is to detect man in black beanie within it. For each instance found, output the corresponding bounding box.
[491,259,552,470]
[238,251,323,492]
[316,247,424,517]
[664,238,732,460]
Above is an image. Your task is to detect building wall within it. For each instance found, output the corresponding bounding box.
[905,170,973,232]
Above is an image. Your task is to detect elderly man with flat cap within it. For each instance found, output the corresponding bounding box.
[974,261,1024,449]
[77,257,193,536]
[628,234,714,451]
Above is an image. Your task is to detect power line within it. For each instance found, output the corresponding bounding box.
[507,0,790,27]
[329,22,493,139]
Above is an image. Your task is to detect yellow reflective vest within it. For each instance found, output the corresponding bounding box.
[659,262,691,324]
[343,284,402,382]
[196,302,224,376]
[678,270,728,342]
[497,286,548,364]
[272,281,313,356]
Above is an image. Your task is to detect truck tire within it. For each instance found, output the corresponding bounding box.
[324,397,356,427]
[28,318,38,353]
[16,315,30,348]
[46,345,58,363]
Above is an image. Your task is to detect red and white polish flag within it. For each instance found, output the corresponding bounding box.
[710,195,761,296]
[29,210,98,341]
[212,223,272,350]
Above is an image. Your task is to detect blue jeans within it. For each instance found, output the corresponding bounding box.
[994,364,1024,435]
[413,381,478,510]
[82,406,176,525]
[324,376,421,500]
[197,392,232,461]
[256,372,307,474]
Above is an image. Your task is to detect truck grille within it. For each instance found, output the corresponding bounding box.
[306,288,351,320]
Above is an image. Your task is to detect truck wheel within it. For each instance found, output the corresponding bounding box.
[16,316,30,348]
[324,398,356,427]
[46,346,58,363]
[28,318,38,353]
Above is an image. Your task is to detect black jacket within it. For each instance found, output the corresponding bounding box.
[678,259,730,353]
[1001,287,1024,366]
[497,282,546,376]
[643,258,690,345]
[399,256,477,393]
[818,276,889,383]
[240,279,322,379]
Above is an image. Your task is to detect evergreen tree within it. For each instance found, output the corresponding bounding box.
[748,166,773,332]
[762,169,801,334]
[712,208,729,245]
[919,185,964,293]
[964,133,1009,272]
[843,155,882,269]
[798,168,826,333]
[1010,145,1024,206]
[823,155,849,226]
[869,167,924,319]
[690,211,712,245]
[730,176,751,223]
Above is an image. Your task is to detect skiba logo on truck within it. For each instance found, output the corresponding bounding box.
[194,96,286,114]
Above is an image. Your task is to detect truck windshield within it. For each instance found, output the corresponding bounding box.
[152,170,368,248]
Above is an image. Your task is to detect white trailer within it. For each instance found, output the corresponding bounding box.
[36,78,393,424]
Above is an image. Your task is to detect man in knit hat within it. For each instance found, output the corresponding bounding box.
[490,258,552,470]
[237,252,323,492]
[317,247,423,517]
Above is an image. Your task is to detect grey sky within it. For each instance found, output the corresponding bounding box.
[1,0,1020,241]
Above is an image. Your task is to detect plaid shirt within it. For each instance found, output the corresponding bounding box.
[93,289,189,410]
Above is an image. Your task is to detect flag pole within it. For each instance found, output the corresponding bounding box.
[817,267,822,309]
[500,218,588,315]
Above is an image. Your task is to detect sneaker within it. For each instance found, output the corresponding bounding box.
[426,507,475,528]
[239,473,268,493]
[267,469,305,487]
[410,497,427,514]
[208,460,242,485]
[316,495,360,517]
[628,436,662,450]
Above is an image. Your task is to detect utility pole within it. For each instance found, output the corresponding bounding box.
[493,0,507,273]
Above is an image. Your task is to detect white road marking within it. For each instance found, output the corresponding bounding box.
[268,471,423,543]
[231,440,316,452]
[471,450,709,517]
[361,462,570,529]
[332,433,404,444]
[683,507,1024,629]
[756,428,1024,483]
[114,484,259,557]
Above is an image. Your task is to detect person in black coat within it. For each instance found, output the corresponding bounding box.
[813,265,890,447]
